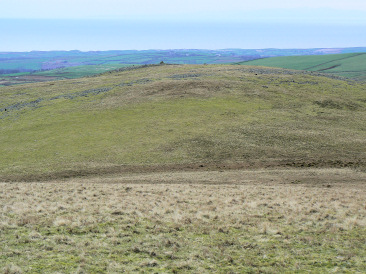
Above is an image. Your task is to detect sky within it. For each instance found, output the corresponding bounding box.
[1,0,366,51]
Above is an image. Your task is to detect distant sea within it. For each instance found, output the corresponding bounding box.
[1,19,365,51]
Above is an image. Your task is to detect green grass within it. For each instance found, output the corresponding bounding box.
[0,58,46,71]
[32,63,135,79]
[1,64,366,272]
[1,97,269,174]
[237,53,366,81]
[1,64,366,179]
[1,169,366,272]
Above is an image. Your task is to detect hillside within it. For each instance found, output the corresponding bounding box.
[237,53,366,81]
[1,64,366,181]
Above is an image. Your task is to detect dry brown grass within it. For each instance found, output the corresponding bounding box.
[1,168,366,272]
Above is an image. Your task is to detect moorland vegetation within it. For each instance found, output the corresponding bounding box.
[1,64,366,272]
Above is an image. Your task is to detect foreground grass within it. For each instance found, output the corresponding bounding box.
[1,168,366,272]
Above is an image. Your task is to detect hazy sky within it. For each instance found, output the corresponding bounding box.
[1,0,366,51]
[2,0,366,19]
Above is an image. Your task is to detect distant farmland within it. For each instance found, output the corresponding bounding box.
[2,48,366,85]
[237,52,366,81]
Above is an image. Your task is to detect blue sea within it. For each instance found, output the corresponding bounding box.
[1,19,365,51]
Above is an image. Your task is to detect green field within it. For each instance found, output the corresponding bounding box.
[238,53,366,81]
[0,64,138,86]
[32,63,136,79]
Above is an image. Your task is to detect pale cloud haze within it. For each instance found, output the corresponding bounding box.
[1,0,365,51]
[2,0,366,19]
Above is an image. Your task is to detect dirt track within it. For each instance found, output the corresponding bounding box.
[1,159,365,182]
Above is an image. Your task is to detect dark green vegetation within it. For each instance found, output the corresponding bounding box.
[238,52,366,81]
[1,64,366,181]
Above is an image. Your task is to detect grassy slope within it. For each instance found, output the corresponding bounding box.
[238,53,366,81]
[1,64,366,180]
[1,169,366,272]
[1,65,366,272]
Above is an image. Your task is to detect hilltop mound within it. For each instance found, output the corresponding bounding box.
[1,65,366,181]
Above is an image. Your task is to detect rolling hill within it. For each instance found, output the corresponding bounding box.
[1,64,366,181]
[237,53,366,81]
[2,48,365,73]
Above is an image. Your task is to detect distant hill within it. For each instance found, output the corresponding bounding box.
[237,52,366,81]
[1,47,366,73]
[1,48,366,85]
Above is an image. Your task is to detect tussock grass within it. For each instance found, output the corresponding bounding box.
[1,169,366,272]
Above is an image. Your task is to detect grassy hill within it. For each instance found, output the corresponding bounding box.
[1,64,366,180]
[237,53,366,81]
[1,64,366,272]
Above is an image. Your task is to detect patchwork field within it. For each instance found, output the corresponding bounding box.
[2,48,366,86]
[1,168,366,272]
[238,53,366,81]
[0,64,134,86]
